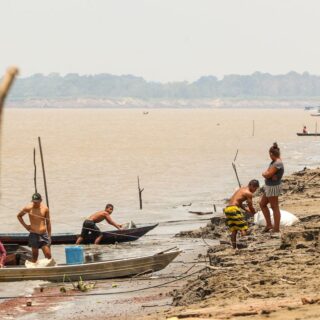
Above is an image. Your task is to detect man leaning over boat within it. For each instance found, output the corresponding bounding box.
[17,193,52,263]
[76,204,123,245]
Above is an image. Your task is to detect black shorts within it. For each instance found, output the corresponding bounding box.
[28,232,51,249]
[80,220,101,239]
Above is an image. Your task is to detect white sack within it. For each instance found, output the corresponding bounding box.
[254,209,299,227]
[25,258,56,268]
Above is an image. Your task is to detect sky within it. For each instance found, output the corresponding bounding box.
[1,0,320,82]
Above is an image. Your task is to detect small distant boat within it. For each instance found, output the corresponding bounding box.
[305,106,314,110]
[0,223,158,245]
[0,249,181,282]
[297,133,320,136]
[311,107,320,116]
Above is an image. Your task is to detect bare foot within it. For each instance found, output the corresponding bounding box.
[262,226,273,233]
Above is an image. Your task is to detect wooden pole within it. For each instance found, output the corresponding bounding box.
[33,148,37,193]
[252,120,255,136]
[38,137,49,208]
[137,176,144,210]
[232,162,241,188]
[0,67,19,197]
[233,149,239,162]
[0,67,19,123]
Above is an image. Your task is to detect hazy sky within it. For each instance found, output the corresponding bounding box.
[1,0,320,82]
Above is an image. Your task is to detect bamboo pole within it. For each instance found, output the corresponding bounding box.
[33,148,37,193]
[38,137,49,208]
[137,176,144,210]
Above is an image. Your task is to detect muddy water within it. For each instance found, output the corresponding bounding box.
[0,108,319,299]
[0,108,319,231]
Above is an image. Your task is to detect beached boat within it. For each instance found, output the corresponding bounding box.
[4,244,32,266]
[0,223,158,245]
[0,249,180,282]
[296,133,320,136]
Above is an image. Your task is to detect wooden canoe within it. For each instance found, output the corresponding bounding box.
[296,133,320,136]
[0,249,181,282]
[0,223,158,245]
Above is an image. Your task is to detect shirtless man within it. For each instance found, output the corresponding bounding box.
[17,193,52,263]
[76,204,122,245]
[224,180,260,249]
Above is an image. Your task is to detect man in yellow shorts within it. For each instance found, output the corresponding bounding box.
[224,180,259,249]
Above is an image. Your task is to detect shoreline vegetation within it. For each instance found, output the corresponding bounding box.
[7,72,320,101]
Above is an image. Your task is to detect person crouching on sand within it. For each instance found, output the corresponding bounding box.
[224,180,260,249]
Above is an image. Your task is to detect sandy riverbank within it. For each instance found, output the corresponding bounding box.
[143,167,320,319]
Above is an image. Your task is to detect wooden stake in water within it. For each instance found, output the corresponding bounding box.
[33,148,37,193]
[38,137,49,208]
[232,162,241,188]
[233,149,239,162]
[137,176,144,210]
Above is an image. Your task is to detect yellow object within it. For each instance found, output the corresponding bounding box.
[224,206,248,232]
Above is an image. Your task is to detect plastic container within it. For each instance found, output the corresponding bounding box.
[65,246,84,265]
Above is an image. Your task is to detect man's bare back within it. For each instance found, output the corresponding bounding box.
[89,210,115,225]
[228,186,255,215]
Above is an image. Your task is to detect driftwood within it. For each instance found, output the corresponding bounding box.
[289,172,320,194]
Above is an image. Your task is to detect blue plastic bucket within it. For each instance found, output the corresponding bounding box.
[65,246,84,265]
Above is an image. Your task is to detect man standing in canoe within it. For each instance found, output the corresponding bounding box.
[17,193,52,263]
[224,180,259,249]
[76,204,123,245]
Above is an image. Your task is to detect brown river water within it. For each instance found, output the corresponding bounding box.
[0,108,319,301]
[0,108,319,234]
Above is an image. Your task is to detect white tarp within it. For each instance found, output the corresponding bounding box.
[254,209,300,227]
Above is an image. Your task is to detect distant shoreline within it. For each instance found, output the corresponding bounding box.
[5,97,320,109]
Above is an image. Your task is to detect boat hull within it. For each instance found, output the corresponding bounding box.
[296,133,320,136]
[0,250,180,282]
[0,224,158,245]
